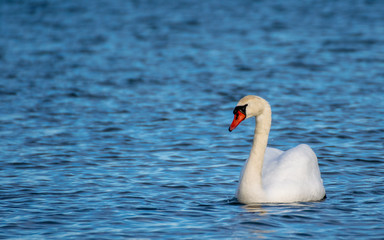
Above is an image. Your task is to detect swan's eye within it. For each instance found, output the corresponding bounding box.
[233,104,248,116]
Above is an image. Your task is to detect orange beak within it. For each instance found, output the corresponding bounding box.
[229,111,246,132]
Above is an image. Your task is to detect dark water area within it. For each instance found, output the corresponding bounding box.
[1,0,384,239]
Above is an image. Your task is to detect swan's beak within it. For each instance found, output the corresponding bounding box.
[229,112,246,132]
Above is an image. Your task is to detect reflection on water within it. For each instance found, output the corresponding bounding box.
[1,0,384,239]
[243,202,312,214]
[243,204,269,215]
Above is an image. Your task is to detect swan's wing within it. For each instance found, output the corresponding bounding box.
[265,147,284,162]
[263,144,325,202]
[263,147,284,173]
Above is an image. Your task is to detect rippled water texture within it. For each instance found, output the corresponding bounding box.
[1,0,384,239]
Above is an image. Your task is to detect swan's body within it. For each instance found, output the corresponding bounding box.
[229,96,325,204]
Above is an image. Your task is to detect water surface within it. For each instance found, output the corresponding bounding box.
[1,0,384,239]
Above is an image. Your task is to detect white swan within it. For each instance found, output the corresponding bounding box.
[229,95,326,204]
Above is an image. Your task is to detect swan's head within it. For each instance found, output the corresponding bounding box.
[229,95,269,132]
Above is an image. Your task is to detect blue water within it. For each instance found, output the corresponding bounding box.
[1,0,384,239]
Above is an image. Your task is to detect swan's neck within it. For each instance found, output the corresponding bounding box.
[237,105,271,200]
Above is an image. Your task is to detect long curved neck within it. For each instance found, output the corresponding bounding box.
[237,103,271,199]
[249,108,271,179]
